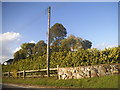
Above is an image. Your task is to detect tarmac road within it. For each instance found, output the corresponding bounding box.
[1,83,70,90]
[1,84,117,90]
[1,83,29,90]
[1,83,54,90]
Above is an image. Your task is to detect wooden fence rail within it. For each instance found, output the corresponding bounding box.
[2,65,59,79]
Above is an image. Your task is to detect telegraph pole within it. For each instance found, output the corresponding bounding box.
[47,6,51,77]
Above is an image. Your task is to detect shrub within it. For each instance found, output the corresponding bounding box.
[2,47,120,72]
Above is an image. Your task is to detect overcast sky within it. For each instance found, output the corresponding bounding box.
[1,2,118,63]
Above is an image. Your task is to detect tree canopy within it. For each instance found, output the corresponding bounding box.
[13,23,92,62]
[33,40,47,56]
[50,23,67,44]
[14,43,35,61]
[60,35,92,51]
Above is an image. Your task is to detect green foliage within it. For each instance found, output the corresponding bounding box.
[12,69,18,78]
[32,40,47,56]
[14,43,35,61]
[21,43,35,56]
[14,49,27,61]
[82,40,92,49]
[60,35,92,52]
[50,23,67,43]
[2,47,120,72]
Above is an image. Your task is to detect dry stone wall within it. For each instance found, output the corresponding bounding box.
[58,64,120,79]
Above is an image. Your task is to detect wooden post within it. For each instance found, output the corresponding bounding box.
[57,65,59,79]
[8,72,10,77]
[57,65,59,71]
[47,6,51,77]
[19,72,21,78]
[2,73,4,77]
[23,70,25,79]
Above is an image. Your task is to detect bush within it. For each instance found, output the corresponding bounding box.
[2,47,120,72]
[12,69,18,78]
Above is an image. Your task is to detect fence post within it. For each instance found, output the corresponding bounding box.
[57,65,59,79]
[2,73,4,77]
[23,70,25,79]
[19,72,20,78]
[8,72,10,77]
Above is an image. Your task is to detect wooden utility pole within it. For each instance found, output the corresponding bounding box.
[47,6,51,77]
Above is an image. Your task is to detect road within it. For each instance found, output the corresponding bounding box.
[1,83,115,90]
[1,83,28,90]
[1,83,71,90]
[1,83,54,90]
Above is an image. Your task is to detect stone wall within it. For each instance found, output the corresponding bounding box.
[58,64,120,79]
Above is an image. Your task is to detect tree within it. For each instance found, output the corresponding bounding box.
[21,43,35,57]
[50,23,67,44]
[33,40,47,56]
[14,51,19,61]
[51,40,61,52]
[59,35,77,51]
[60,38,71,51]
[82,40,92,49]
[60,35,92,51]
[14,42,35,61]
[14,49,26,61]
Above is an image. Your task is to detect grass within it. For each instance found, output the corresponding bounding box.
[2,75,120,88]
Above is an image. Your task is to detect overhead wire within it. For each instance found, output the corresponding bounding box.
[13,7,48,33]
[13,3,66,33]
[11,3,66,43]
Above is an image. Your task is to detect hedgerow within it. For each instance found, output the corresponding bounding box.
[2,47,120,72]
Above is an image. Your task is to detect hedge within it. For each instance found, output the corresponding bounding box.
[2,47,120,72]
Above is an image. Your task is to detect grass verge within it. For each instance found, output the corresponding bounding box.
[2,75,120,88]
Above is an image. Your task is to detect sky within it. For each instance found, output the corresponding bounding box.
[1,2,118,63]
